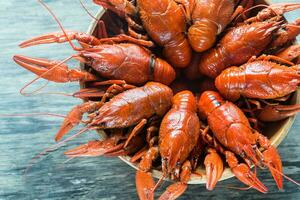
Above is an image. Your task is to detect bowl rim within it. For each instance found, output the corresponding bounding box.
[82,4,299,184]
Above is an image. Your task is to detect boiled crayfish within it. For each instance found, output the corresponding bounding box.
[11,1,300,200]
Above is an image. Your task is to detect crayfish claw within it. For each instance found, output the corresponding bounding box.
[257,104,300,122]
[64,140,104,157]
[13,55,97,83]
[225,151,268,193]
[93,0,138,16]
[158,182,187,200]
[64,137,125,157]
[55,105,84,141]
[231,163,268,193]
[73,88,106,99]
[263,147,283,190]
[276,44,300,62]
[270,3,300,16]
[204,149,224,190]
[136,171,155,200]
[56,102,103,141]
[19,31,73,48]
[13,55,69,83]
[19,31,101,48]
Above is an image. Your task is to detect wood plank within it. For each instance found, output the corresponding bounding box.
[0,0,299,199]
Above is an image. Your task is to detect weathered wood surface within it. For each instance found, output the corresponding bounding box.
[0,0,299,199]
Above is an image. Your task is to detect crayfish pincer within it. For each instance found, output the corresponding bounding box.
[198,91,283,193]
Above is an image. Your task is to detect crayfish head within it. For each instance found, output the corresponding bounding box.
[160,130,190,178]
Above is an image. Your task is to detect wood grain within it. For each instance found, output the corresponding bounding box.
[0,0,299,199]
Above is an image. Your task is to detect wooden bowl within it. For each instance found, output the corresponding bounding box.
[81,1,300,184]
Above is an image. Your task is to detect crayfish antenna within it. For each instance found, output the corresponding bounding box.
[79,0,99,22]
[215,184,253,191]
[267,164,300,187]
[78,0,109,39]
[24,126,90,176]
[37,0,78,50]
[0,113,66,119]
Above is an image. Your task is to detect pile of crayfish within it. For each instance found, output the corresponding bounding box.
[13,0,300,199]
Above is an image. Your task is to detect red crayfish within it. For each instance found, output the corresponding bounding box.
[198,91,283,192]
[198,3,300,78]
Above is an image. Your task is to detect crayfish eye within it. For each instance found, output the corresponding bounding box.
[240,151,245,158]
[98,122,106,127]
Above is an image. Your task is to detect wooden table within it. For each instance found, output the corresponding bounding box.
[0,0,299,199]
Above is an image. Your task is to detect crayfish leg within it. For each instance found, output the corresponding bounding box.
[97,34,154,47]
[124,119,147,148]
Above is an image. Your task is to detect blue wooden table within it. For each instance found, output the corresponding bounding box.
[0,0,299,199]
